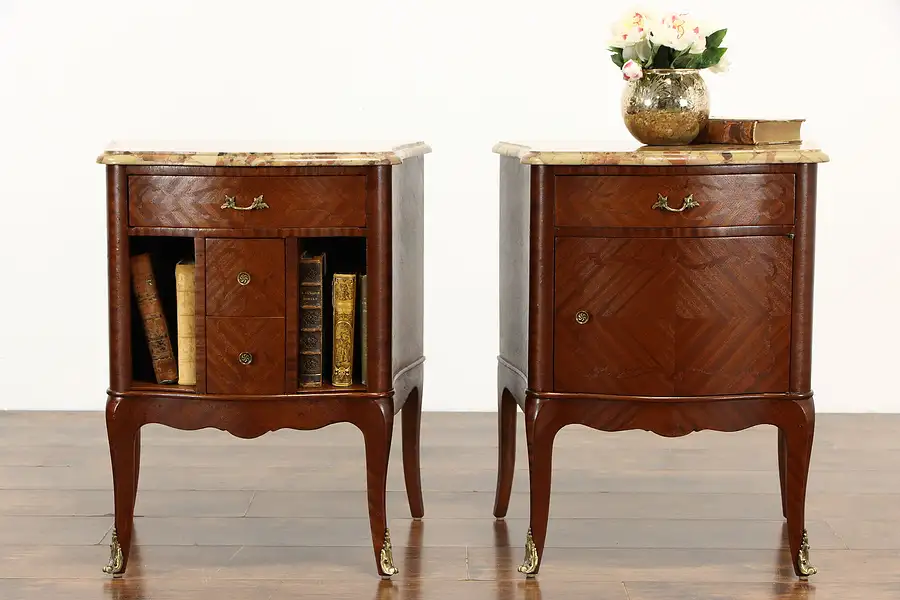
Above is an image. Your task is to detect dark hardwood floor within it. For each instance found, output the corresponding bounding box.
[0,411,897,599]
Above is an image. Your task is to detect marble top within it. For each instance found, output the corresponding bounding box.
[494,141,829,166]
[97,141,431,167]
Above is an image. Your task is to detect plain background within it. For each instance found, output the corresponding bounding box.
[0,0,898,412]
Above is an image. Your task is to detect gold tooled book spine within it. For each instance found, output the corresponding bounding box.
[360,274,367,386]
[331,273,357,387]
[175,262,196,386]
[299,253,325,387]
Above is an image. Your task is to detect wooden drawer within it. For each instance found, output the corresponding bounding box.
[207,317,285,395]
[555,173,795,228]
[553,236,792,396]
[206,239,285,317]
[128,175,367,228]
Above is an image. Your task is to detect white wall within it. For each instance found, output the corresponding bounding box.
[1,0,898,412]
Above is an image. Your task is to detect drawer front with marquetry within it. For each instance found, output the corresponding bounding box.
[553,235,793,396]
[206,239,285,317]
[206,317,286,395]
[555,173,795,228]
[129,175,367,228]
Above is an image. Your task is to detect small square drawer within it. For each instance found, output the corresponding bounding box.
[128,175,367,228]
[555,173,795,228]
[207,317,285,395]
[206,239,285,317]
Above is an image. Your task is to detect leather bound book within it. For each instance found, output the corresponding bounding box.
[331,273,357,387]
[131,253,178,384]
[695,118,804,145]
[360,274,368,386]
[299,253,326,387]
[175,261,196,386]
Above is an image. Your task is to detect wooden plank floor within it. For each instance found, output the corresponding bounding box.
[0,412,898,599]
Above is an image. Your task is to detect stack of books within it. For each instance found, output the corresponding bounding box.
[694,118,804,145]
[131,251,367,389]
[298,253,367,389]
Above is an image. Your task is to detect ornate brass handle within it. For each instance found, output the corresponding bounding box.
[237,272,251,286]
[221,194,269,211]
[575,311,590,325]
[651,193,699,213]
[238,352,253,365]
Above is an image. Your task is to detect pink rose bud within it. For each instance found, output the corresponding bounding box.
[622,59,643,81]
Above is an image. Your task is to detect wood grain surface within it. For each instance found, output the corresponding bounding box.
[205,239,286,317]
[553,235,793,396]
[555,171,795,228]
[0,412,896,599]
[106,161,425,578]
[499,161,821,579]
[129,174,367,228]
[205,317,286,395]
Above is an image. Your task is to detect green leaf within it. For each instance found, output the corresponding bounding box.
[672,53,700,69]
[698,46,727,69]
[610,47,625,69]
[705,28,727,49]
[652,45,674,69]
[647,42,660,66]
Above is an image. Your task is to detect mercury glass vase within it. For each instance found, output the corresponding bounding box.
[622,69,709,145]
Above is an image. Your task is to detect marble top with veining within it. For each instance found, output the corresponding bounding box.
[494,141,829,166]
[97,141,431,166]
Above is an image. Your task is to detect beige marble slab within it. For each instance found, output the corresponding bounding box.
[494,140,829,166]
[97,140,431,166]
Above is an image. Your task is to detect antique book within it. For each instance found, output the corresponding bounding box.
[360,274,368,386]
[131,253,178,384]
[299,253,326,387]
[174,261,196,386]
[332,273,357,387]
[695,118,804,145]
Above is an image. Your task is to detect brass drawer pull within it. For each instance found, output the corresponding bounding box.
[237,271,251,286]
[238,352,253,365]
[651,193,699,213]
[575,311,590,325]
[221,194,269,211]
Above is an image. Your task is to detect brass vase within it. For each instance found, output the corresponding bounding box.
[622,69,709,145]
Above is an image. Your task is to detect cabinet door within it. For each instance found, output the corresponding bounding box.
[554,236,792,396]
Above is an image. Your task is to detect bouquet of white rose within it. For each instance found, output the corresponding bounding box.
[608,10,729,81]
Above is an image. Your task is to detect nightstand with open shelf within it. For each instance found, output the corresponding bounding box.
[99,142,429,578]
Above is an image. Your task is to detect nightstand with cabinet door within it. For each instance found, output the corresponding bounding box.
[492,141,829,579]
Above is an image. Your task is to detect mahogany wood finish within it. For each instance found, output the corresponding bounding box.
[553,236,793,396]
[388,157,427,519]
[555,171,795,227]
[205,239,286,317]
[129,174,367,228]
[129,226,368,238]
[193,238,208,394]
[284,238,300,392]
[495,158,821,579]
[206,317,286,395]
[103,158,426,578]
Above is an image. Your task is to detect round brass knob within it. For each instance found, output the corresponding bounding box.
[237,272,251,286]
[238,352,253,365]
[575,311,590,325]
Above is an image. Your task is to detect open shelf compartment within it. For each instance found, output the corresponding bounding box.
[128,235,196,391]
[297,237,368,392]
